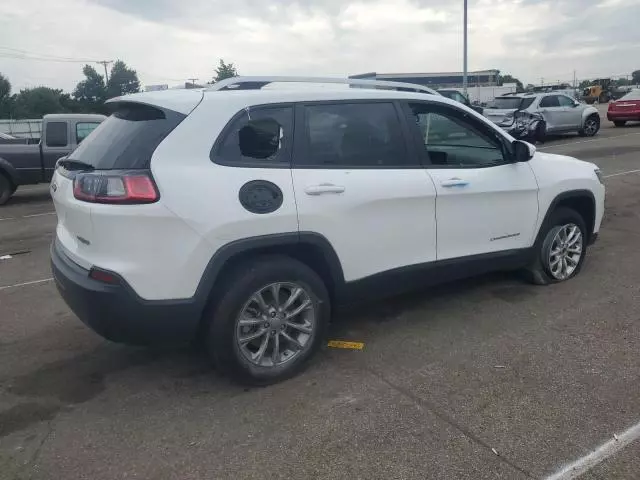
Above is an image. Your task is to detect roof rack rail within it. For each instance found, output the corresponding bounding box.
[205,76,438,95]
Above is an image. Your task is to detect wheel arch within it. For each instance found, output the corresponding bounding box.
[0,157,19,188]
[194,232,345,316]
[537,190,596,244]
[581,107,600,125]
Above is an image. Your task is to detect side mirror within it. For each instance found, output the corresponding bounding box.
[513,140,535,162]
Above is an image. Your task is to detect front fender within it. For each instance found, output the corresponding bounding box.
[581,106,600,125]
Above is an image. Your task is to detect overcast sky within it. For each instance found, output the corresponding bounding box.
[1,0,639,92]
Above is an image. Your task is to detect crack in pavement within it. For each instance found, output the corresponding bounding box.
[364,366,535,479]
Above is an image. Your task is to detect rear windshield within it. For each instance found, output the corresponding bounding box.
[67,102,186,169]
[620,90,640,101]
[491,97,534,110]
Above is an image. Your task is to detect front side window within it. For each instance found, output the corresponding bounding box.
[409,103,506,167]
[213,106,293,166]
[557,96,575,107]
[539,96,560,108]
[76,122,100,144]
[45,122,68,147]
[300,102,411,168]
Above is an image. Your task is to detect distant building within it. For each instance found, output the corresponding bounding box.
[349,70,500,89]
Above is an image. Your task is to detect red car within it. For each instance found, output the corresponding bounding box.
[608,89,640,126]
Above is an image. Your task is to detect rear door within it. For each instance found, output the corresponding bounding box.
[291,101,437,283]
[403,101,539,260]
[538,95,565,132]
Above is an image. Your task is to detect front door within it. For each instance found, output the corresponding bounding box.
[291,101,437,283]
[403,101,539,261]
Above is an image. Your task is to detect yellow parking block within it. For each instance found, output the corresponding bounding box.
[327,340,365,350]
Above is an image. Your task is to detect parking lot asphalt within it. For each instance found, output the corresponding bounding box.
[1,115,640,479]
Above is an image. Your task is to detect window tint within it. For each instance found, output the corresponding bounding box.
[76,122,100,144]
[539,96,560,108]
[214,107,293,165]
[557,96,575,107]
[67,102,185,169]
[301,102,410,168]
[45,122,68,147]
[409,103,506,167]
[520,97,536,110]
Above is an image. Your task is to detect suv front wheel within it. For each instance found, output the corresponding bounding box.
[524,207,588,285]
[579,114,600,137]
[205,256,330,385]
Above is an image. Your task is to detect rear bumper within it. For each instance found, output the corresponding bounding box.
[50,239,201,345]
[607,112,640,121]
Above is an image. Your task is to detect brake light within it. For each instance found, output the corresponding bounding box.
[73,171,159,204]
[89,268,120,284]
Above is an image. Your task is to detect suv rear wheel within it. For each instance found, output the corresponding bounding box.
[205,256,330,385]
[524,207,587,285]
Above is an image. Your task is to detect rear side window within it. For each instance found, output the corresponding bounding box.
[45,122,68,147]
[299,102,411,168]
[212,106,293,166]
[67,103,186,169]
[76,122,101,144]
[539,96,560,108]
[519,97,535,110]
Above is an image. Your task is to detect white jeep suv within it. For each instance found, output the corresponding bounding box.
[50,77,605,385]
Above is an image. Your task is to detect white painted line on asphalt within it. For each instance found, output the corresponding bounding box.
[22,212,56,218]
[0,278,54,292]
[545,421,640,480]
[0,216,16,221]
[604,169,640,178]
[539,131,640,150]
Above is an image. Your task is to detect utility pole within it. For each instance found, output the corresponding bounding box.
[573,70,577,89]
[187,78,198,86]
[462,0,468,97]
[97,60,113,83]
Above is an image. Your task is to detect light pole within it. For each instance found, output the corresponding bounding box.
[463,0,468,97]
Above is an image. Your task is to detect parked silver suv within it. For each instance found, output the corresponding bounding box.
[485,93,600,137]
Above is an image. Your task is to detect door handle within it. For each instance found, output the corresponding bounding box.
[304,184,346,195]
[440,178,469,188]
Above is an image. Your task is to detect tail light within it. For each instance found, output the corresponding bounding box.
[73,171,159,204]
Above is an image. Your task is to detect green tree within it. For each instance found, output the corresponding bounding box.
[106,60,141,99]
[499,74,524,92]
[73,64,107,112]
[632,70,640,84]
[11,87,69,119]
[212,59,238,83]
[0,73,12,118]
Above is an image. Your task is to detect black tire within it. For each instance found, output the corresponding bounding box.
[579,114,600,137]
[614,120,626,127]
[0,173,13,206]
[523,207,588,285]
[205,255,330,386]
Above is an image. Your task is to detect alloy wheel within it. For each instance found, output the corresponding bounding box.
[235,282,316,367]
[547,223,583,280]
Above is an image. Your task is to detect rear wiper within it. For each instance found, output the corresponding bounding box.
[57,158,95,171]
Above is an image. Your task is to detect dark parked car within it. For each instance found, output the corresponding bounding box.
[0,114,105,204]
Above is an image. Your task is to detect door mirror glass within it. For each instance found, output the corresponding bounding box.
[513,140,534,162]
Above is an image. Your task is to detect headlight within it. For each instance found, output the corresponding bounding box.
[594,168,604,184]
